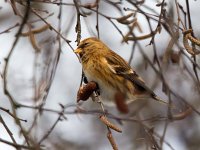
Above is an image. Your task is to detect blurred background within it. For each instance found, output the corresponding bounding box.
[0,0,200,150]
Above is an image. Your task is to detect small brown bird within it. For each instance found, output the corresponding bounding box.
[74,37,166,108]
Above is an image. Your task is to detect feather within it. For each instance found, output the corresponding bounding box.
[105,52,169,105]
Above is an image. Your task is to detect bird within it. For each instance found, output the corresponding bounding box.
[74,37,167,110]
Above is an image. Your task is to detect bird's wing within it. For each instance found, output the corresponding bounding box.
[105,51,156,97]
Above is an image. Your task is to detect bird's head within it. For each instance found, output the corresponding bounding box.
[74,37,107,60]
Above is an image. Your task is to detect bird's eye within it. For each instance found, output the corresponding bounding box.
[84,42,89,46]
[78,42,89,49]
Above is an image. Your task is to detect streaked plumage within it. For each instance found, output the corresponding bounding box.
[75,37,164,106]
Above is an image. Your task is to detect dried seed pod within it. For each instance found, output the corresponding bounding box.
[117,19,136,25]
[170,51,180,64]
[77,81,98,102]
[171,107,192,120]
[114,92,129,113]
[107,132,118,150]
[99,115,122,133]
[182,29,193,35]
[162,32,179,63]
[116,13,134,24]
[124,28,158,41]
[182,29,200,55]
[31,24,50,34]
[187,35,200,46]
[21,25,50,36]
[29,32,41,52]
[82,2,98,9]
[20,25,51,53]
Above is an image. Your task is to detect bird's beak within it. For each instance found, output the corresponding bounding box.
[74,48,82,54]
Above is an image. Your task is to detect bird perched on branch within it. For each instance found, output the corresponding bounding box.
[74,37,167,112]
